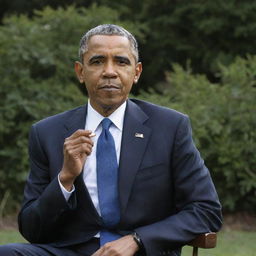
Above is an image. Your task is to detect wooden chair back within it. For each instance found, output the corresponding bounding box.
[187,232,217,256]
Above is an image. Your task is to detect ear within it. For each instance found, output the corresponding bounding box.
[133,62,142,84]
[74,61,84,83]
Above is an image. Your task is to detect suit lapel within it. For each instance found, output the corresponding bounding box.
[119,100,151,214]
[62,101,151,219]
[63,104,87,137]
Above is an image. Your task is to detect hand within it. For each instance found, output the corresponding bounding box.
[59,129,95,190]
[91,235,139,256]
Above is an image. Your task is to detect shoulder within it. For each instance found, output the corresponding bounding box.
[32,105,86,130]
[128,99,193,151]
[129,98,188,122]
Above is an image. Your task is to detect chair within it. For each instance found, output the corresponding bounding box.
[187,232,217,256]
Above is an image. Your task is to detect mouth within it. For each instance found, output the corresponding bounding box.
[98,84,121,91]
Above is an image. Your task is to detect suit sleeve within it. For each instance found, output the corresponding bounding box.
[18,124,77,243]
[135,115,222,255]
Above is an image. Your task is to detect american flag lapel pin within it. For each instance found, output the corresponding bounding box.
[135,133,144,138]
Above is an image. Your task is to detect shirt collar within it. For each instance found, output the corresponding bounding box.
[85,100,127,132]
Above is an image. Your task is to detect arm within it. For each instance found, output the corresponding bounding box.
[87,115,222,256]
[18,124,94,243]
[134,115,222,255]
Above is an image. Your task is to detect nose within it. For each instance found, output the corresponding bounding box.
[102,62,117,78]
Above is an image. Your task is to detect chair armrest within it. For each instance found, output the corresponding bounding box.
[187,232,217,248]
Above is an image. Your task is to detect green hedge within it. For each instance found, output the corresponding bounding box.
[0,6,142,213]
[3,1,256,91]
[138,56,256,211]
[0,6,255,214]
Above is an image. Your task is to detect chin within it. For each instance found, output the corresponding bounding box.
[101,98,125,110]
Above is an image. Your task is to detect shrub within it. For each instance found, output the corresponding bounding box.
[138,56,256,212]
[0,6,142,213]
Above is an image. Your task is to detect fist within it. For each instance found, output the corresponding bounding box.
[59,129,95,190]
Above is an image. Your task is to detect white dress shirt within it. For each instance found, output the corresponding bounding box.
[58,100,126,216]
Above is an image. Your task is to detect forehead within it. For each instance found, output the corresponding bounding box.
[86,35,134,57]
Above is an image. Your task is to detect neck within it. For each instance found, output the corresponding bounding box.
[100,105,116,117]
[89,99,127,117]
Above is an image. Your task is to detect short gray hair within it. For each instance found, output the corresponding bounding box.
[79,24,139,63]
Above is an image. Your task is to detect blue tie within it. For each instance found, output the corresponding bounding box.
[96,118,121,245]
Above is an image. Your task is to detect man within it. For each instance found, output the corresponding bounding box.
[0,24,222,256]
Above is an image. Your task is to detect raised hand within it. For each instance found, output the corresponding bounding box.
[59,129,95,191]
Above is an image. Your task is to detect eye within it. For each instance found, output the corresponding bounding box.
[116,57,130,66]
[118,59,127,65]
[89,56,105,65]
[91,59,102,65]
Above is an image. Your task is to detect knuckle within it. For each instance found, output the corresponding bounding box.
[76,129,85,135]
[80,136,86,143]
[66,147,73,154]
[104,242,111,249]
[67,146,72,152]
[84,145,92,153]
[81,144,87,151]
[109,248,118,255]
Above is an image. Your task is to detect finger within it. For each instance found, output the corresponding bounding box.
[91,247,103,256]
[66,129,93,140]
[64,143,93,157]
[91,243,115,256]
[64,135,94,148]
[98,243,119,256]
[89,132,96,138]
[67,143,93,154]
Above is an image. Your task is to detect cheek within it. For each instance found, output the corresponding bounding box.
[121,71,136,84]
[84,74,99,87]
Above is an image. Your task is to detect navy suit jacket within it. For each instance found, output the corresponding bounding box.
[18,99,222,256]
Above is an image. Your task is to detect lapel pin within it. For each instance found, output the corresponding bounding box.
[135,133,144,138]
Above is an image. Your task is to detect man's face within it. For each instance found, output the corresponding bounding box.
[75,35,142,116]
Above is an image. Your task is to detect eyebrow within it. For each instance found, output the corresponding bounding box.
[88,55,105,64]
[115,56,131,64]
[88,55,131,64]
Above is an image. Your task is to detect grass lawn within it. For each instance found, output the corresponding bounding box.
[183,229,256,256]
[0,229,256,255]
[0,229,26,244]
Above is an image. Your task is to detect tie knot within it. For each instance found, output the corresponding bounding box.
[101,118,112,130]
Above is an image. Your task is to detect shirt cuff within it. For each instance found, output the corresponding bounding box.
[58,174,75,201]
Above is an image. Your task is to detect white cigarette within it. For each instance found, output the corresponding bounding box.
[89,132,96,137]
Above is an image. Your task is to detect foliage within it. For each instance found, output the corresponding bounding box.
[2,1,256,91]
[0,5,143,213]
[148,0,256,89]
[72,0,256,91]
[138,56,256,211]
[0,5,255,213]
